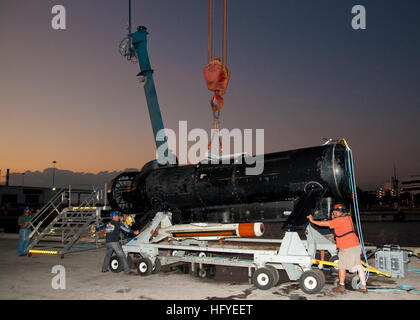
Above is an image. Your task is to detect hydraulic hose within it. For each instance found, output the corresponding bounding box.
[342,140,370,286]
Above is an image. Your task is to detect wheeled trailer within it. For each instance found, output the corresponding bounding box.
[108,211,337,294]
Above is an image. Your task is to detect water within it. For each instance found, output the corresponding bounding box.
[359,221,420,247]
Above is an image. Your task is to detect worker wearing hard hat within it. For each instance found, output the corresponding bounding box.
[307,204,368,293]
[95,211,139,274]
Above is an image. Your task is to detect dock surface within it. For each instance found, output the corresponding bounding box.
[0,233,419,300]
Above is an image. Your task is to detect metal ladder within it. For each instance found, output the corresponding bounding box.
[24,186,108,257]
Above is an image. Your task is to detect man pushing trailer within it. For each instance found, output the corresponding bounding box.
[94,211,139,275]
[307,203,368,293]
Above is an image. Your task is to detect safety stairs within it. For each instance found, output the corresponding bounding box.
[24,186,109,258]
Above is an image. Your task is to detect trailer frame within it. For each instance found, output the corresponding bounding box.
[109,211,337,293]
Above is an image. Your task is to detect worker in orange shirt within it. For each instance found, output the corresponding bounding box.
[307,203,367,293]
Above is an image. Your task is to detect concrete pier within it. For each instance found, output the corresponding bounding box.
[0,233,419,300]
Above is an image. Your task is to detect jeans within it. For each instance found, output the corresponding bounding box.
[102,242,130,274]
[18,228,31,256]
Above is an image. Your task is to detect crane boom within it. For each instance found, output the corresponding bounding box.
[131,26,175,165]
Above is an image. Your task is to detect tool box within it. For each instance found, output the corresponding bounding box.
[375,244,409,278]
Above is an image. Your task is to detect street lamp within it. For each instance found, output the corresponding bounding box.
[52,161,57,191]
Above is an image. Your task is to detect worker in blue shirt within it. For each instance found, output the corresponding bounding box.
[95,211,139,274]
[17,207,35,256]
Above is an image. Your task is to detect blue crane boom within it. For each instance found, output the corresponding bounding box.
[131,26,175,165]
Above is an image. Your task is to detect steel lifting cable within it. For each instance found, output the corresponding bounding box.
[222,0,228,67]
[207,0,213,64]
[204,0,230,154]
[119,0,137,63]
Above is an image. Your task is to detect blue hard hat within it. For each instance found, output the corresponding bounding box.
[110,211,119,218]
[24,207,30,211]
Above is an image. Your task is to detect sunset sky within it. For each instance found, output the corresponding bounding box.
[1,0,419,190]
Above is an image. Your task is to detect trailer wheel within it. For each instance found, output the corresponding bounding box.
[206,265,216,279]
[315,269,326,287]
[152,258,162,274]
[177,263,189,274]
[266,265,280,286]
[252,267,276,290]
[196,265,216,278]
[110,255,123,273]
[137,257,153,276]
[197,267,208,278]
[127,255,136,269]
[299,270,324,294]
[329,255,339,272]
[351,274,360,290]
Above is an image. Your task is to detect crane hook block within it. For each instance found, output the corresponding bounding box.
[204,57,231,98]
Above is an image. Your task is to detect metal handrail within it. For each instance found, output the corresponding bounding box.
[27,185,105,238]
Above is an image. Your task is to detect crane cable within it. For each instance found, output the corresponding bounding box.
[119,0,137,63]
[204,0,231,155]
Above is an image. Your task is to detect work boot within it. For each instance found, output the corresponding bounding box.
[332,284,346,293]
[357,284,368,293]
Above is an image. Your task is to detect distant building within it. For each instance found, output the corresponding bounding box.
[376,180,398,201]
[401,175,420,195]
[0,185,56,212]
[0,185,99,232]
[376,188,385,200]
[0,185,56,232]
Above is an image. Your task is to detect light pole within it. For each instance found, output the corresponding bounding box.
[52,161,57,191]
